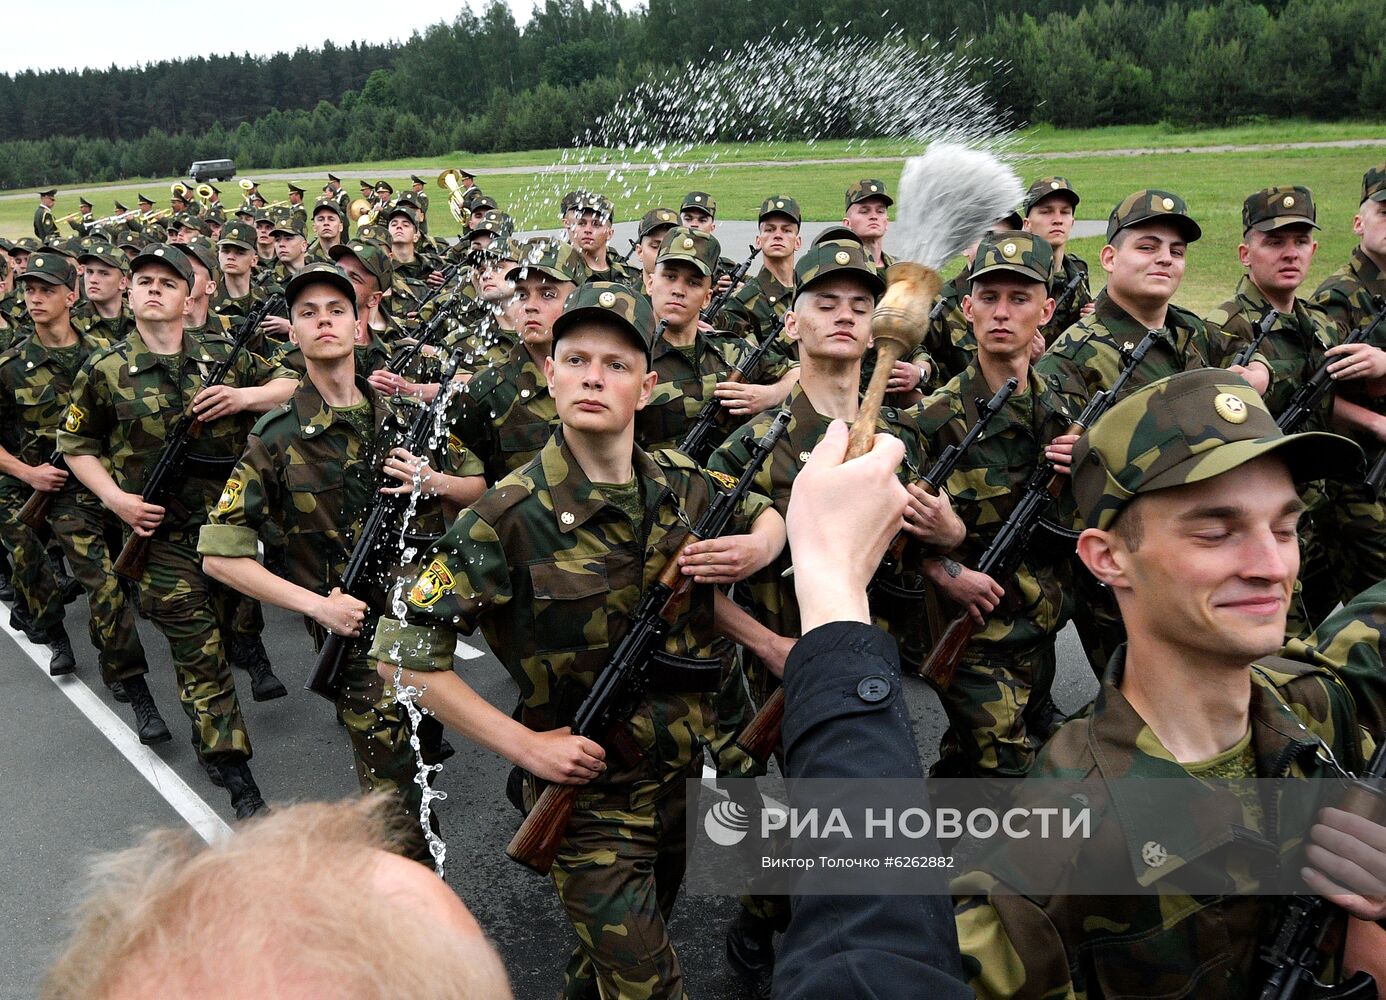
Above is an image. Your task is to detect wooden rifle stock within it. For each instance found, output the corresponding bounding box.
[507,782,582,875]
[17,450,64,530]
[735,685,784,764]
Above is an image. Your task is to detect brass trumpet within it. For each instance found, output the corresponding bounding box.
[54,210,85,226]
[348,198,378,225]
[438,168,468,223]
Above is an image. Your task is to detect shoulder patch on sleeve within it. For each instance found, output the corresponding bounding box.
[652,447,699,472]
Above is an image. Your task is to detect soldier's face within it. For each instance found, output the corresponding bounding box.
[757,217,801,261]
[637,231,669,274]
[291,287,356,361]
[274,233,307,262]
[338,255,383,312]
[218,245,254,277]
[844,198,889,239]
[964,276,1055,360]
[547,326,655,436]
[388,217,417,245]
[313,211,343,242]
[21,279,76,323]
[650,261,711,326]
[82,262,127,304]
[786,275,874,364]
[186,261,216,306]
[1101,223,1186,306]
[129,266,188,321]
[573,212,612,253]
[478,260,515,301]
[513,274,572,347]
[1080,456,1302,668]
[255,222,274,246]
[1240,226,1316,297]
[1355,199,1386,260]
[169,228,191,245]
[1024,197,1076,249]
[12,252,29,274]
[680,208,715,233]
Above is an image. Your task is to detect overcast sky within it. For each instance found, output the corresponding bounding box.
[3,0,640,74]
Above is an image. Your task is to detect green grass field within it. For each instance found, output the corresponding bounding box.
[5,119,1383,314]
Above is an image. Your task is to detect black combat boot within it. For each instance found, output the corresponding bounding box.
[217,760,270,820]
[44,623,77,676]
[228,633,287,701]
[122,675,171,745]
[10,604,44,643]
[109,679,129,703]
[725,904,777,1000]
[0,553,15,603]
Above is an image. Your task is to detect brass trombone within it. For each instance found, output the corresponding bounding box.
[438,168,468,223]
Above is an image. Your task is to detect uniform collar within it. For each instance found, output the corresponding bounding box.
[955,360,1070,440]
[1350,246,1386,295]
[539,429,672,535]
[1090,289,1191,347]
[755,268,792,305]
[291,374,391,440]
[499,343,551,400]
[125,326,215,375]
[1088,646,1318,886]
[1232,276,1332,347]
[16,328,103,367]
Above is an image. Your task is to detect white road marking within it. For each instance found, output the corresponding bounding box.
[2,618,232,845]
[455,637,485,660]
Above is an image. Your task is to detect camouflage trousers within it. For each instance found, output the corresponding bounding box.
[548,769,696,1000]
[51,492,149,683]
[137,528,250,760]
[933,639,1058,779]
[0,479,63,634]
[1308,480,1386,614]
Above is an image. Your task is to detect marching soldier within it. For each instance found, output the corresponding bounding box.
[0,250,169,739]
[371,281,784,1000]
[1310,162,1386,613]
[72,242,134,343]
[722,194,801,343]
[211,220,289,349]
[35,190,59,242]
[1035,190,1271,673]
[1021,176,1094,344]
[409,175,431,236]
[636,227,797,451]
[199,263,468,842]
[329,240,404,347]
[384,203,433,327]
[912,232,1079,777]
[678,191,737,285]
[568,195,637,284]
[268,215,314,287]
[630,208,679,296]
[310,197,348,256]
[59,243,298,817]
[953,368,1386,999]
[843,179,895,268]
[286,183,308,230]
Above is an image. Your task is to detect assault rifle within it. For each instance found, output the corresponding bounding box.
[1277,298,1386,434]
[305,349,468,699]
[1232,307,1279,369]
[506,408,792,874]
[113,294,284,581]
[1256,738,1386,999]
[17,448,67,530]
[701,246,760,326]
[386,293,462,377]
[677,316,785,464]
[736,378,1018,765]
[1051,269,1087,317]
[923,329,1159,689]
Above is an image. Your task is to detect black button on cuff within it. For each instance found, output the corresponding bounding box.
[857,675,891,703]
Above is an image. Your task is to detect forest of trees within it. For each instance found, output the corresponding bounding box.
[0,0,1381,189]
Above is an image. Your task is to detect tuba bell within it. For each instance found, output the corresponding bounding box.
[438,168,468,223]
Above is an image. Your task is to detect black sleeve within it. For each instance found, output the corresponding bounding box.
[774,621,970,1000]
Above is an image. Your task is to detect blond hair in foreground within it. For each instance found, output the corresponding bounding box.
[42,795,511,1000]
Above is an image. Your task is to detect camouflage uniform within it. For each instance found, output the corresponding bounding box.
[0,320,149,686]
[448,342,557,484]
[267,331,393,379]
[844,179,897,268]
[199,377,443,813]
[923,261,976,385]
[71,301,135,343]
[372,429,771,1000]
[956,368,1369,999]
[59,250,296,763]
[1309,165,1386,611]
[1022,177,1093,346]
[635,227,793,452]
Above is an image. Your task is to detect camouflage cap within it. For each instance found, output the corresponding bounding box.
[758,194,802,225]
[552,280,656,362]
[270,214,307,238]
[18,251,77,289]
[637,207,680,240]
[970,231,1054,285]
[560,190,591,215]
[12,238,40,253]
[466,190,498,212]
[355,223,388,245]
[217,220,258,251]
[329,240,394,289]
[655,226,720,277]
[113,229,143,252]
[680,192,717,218]
[394,192,421,211]
[172,212,210,235]
[1243,185,1319,233]
[384,203,419,228]
[129,243,195,290]
[793,240,886,301]
[1071,369,1362,531]
[845,179,893,211]
[812,224,863,247]
[45,242,78,260]
[0,237,13,252]
[1106,189,1202,243]
[1023,176,1080,214]
[284,261,357,313]
[1361,163,1386,204]
[507,240,582,284]
[311,196,347,221]
[573,193,613,222]
[77,242,129,271]
[180,237,220,279]
[468,210,514,241]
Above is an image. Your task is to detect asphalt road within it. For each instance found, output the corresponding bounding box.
[0,581,1099,999]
